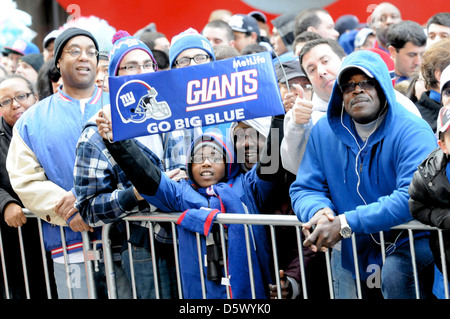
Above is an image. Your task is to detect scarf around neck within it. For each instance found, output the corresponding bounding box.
[176,182,269,298]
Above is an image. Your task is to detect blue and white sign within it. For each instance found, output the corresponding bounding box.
[109,51,284,141]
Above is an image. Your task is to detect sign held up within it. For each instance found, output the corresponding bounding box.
[109,51,285,141]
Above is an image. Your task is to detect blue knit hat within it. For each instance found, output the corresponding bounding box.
[108,30,157,76]
[169,28,215,69]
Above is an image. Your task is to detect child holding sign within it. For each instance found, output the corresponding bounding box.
[96,107,279,299]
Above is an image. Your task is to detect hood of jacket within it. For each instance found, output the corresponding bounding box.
[327,50,398,148]
[228,117,272,172]
[271,13,296,51]
[228,117,272,143]
[187,131,240,186]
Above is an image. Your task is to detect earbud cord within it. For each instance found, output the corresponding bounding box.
[340,100,402,252]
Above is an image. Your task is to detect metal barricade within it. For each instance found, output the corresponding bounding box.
[1,210,448,299]
[0,210,99,299]
[101,212,449,300]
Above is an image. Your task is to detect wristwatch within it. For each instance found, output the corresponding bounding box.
[339,214,352,239]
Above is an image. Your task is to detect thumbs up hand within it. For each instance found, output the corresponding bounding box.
[291,84,313,125]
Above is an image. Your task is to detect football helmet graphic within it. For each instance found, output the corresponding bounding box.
[115,79,171,124]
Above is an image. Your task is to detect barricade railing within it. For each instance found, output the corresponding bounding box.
[0,210,98,299]
[1,210,448,299]
[102,211,449,300]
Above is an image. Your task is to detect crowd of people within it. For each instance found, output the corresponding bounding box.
[0,2,450,300]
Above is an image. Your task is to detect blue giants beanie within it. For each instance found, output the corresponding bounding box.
[169,28,215,69]
[108,30,158,76]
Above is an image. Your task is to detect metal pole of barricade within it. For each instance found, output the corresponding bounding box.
[34,217,53,299]
[437,229,449,299]
[269,225,282,300]
[147,222,160,299]
[295,226,309,299]
[408,229,420,299]
[196,232,207,299]
[324,249,334,299]
[116,212,447,300]
[214,213,306,299]
[244,224,256,299]
[17,226,30,299]
[125,221,137,299]
[379,231,386,264]
[59,226,73,299]
[81,231,97,299]
[101,223,118,299]
[219,223,230,299]
[0,227,10,299]
[351,234,363,299]
[170,222,183,299]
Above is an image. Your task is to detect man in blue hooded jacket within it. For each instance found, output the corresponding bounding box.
[290,50,436,299]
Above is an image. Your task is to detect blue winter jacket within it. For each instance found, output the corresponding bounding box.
[290,50,437,279]
[138,132,273,298]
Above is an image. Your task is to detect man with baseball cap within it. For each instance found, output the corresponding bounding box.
[2,39,40,74]
[281,39,422,177]
[7,27,107,299]
[248,10,270,38]
[275,59,313,106]
[228,14,261,53]
[354,28,375,51]
[335,14,365,37]
[42,29,61,62]
[290,49,437,299]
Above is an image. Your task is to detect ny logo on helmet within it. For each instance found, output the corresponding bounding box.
[115,79,171,124]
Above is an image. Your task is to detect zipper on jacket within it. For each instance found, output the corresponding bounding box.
[359,163,363,173]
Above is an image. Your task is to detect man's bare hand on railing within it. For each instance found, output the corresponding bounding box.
[4,202,27,227]
[302,207,341,252]
[68,214,93,232]
[55,190,92,232]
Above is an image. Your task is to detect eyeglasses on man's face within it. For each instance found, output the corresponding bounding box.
[192,154,224,164]
[339,80,376,93]
[0,92,33,107]
[175,54,210,67]
[119,62,156,73]
[63,47,99,59]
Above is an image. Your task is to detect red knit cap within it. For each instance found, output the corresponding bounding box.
[112,30,131,44]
